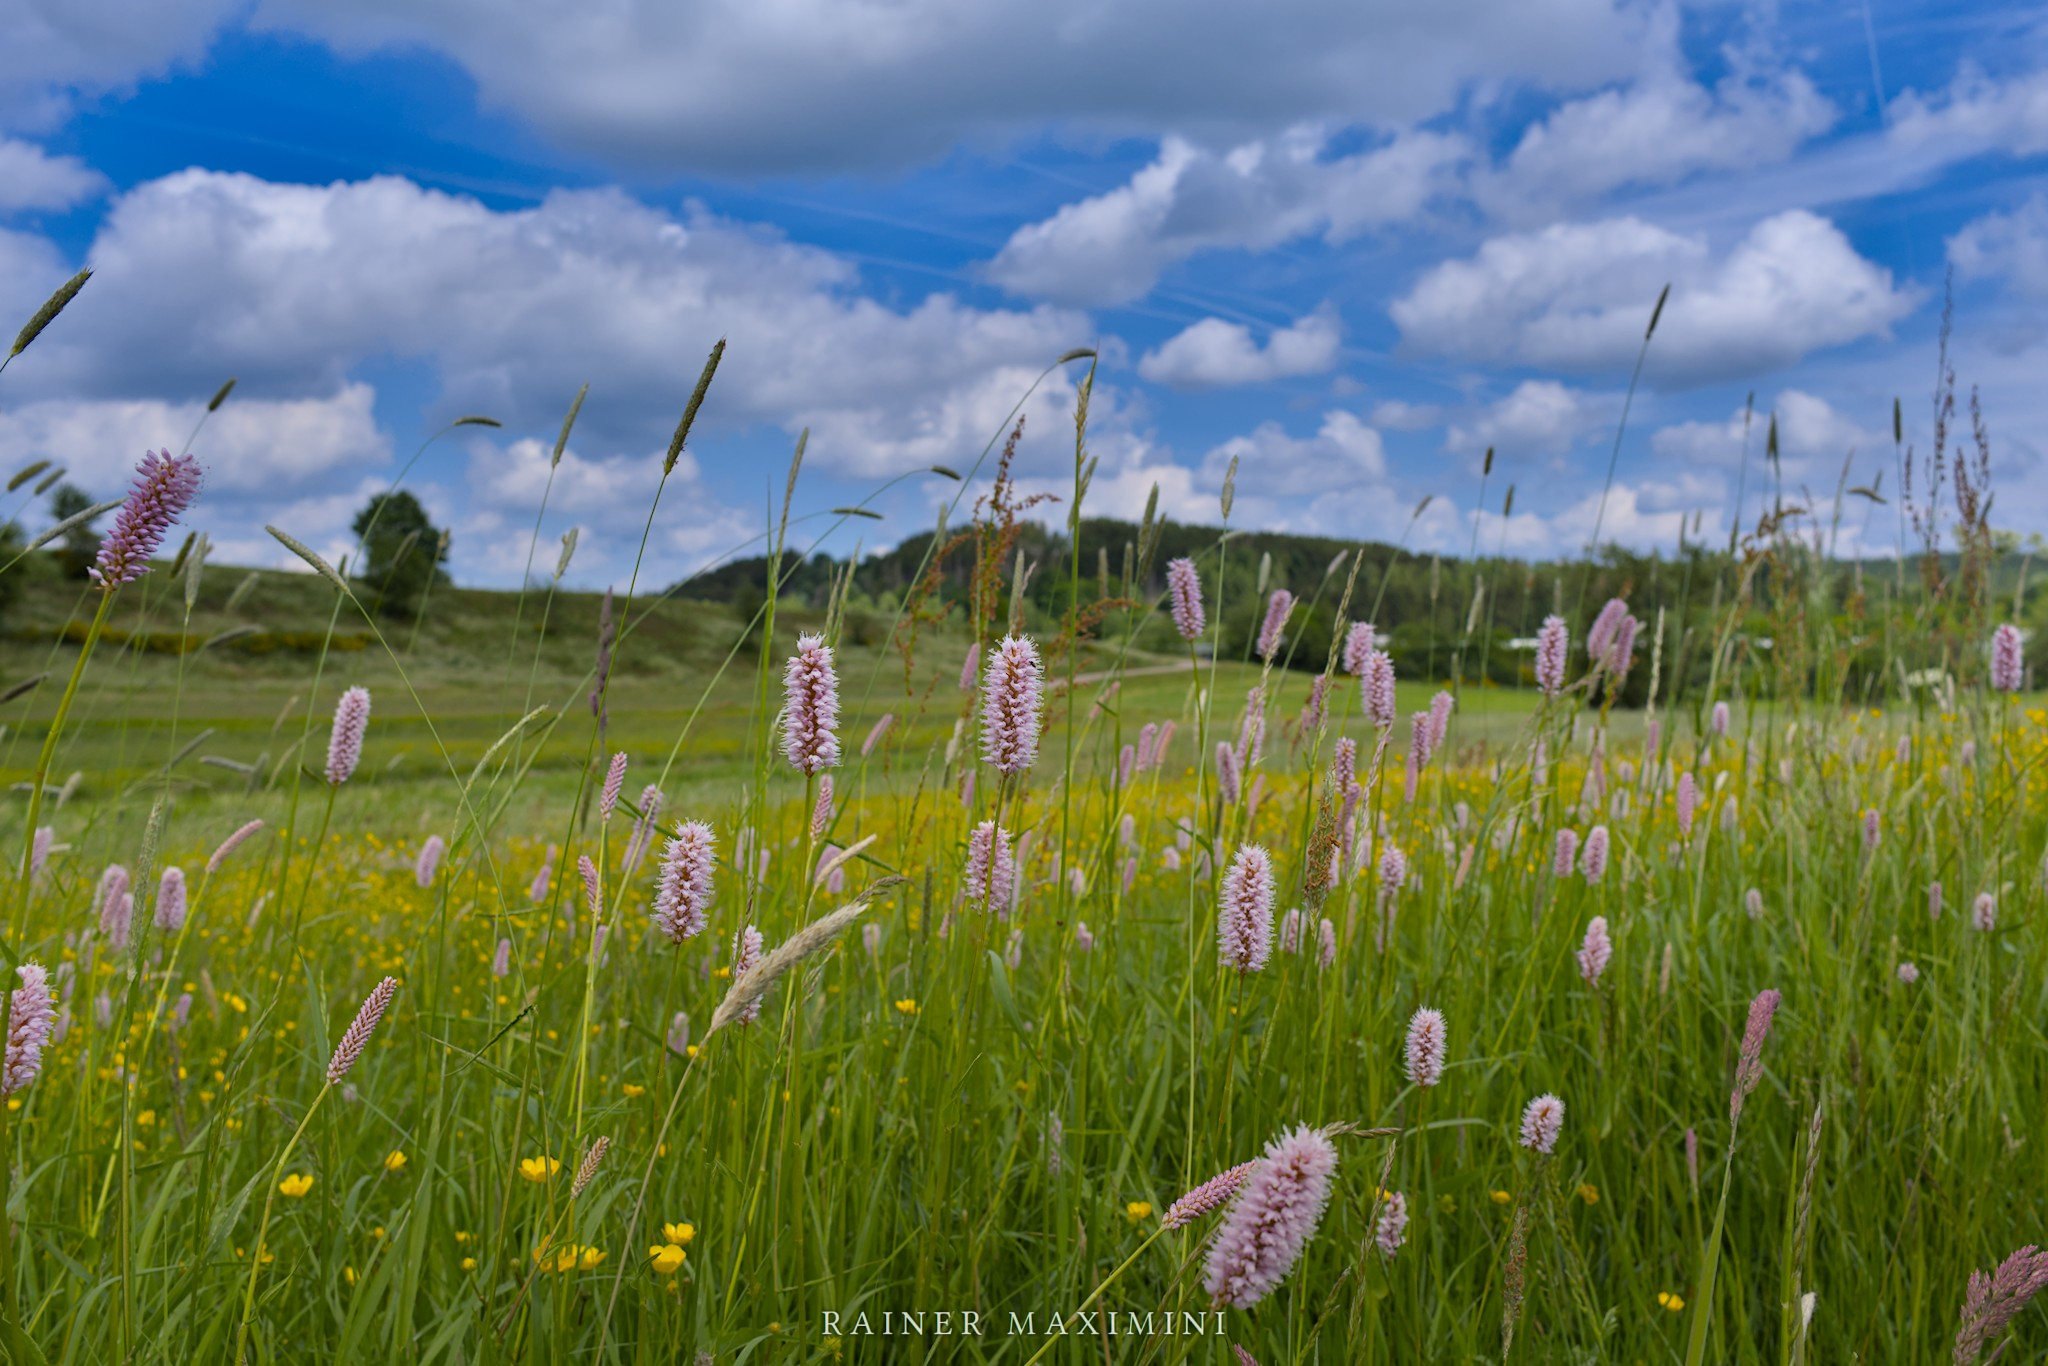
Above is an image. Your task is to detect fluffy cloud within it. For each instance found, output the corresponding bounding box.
[253,0,1650,174]
[1390,210,1918,384]
[1950,194,2048,298]
[9,170,1093,481]
[1445,380,1600,456]
[1652,388,1889,487]
[1888,64,2048,160]
[0,384,387,498]
[1199,410,1387,501]
[1137,307,1342,389]
[0,0,238,126]
[0,139,107,211]
[1482,70,1835,215]
[987,130,1466,303]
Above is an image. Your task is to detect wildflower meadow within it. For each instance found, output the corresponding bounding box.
[3,275,2048,1366]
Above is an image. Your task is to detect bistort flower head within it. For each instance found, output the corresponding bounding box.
[1577,916,1611,985]
[1256,590,1294,662]
[1362,651,1397,730]
[91,449,202,589]
[1342,622,1376,675]
[653,821,716,944]
[414,835,444,888]
[780,634,842,774]
[1217,845,1276,973]
[1991,623,2025,693]
[1519,1094,1564,1155]
[154,866,186,933]
[1202,1125,1340,1309]
[1,961,56,1095]
[327,976,399,1084]
[1534,615,1569,696]
[981,635,1046,776]
[326,686,371,786]
[1164,1160,1259,1230]
[1729,987,1781,1124]
[1167,558,1206,640]
[1404,1007,1446,1087]
[964,820,1017,910]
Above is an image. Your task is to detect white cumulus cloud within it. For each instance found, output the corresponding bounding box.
[1390,210,1918,385]
[1137,307,1342,390]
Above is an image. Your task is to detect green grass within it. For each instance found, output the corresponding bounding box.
[0,400,2039,1365]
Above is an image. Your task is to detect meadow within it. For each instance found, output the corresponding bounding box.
[0,316,2043,1366]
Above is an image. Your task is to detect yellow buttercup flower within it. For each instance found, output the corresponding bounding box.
[343,1266,357,1285]
[384,1150,407,1172]
[622,1082,646,1098]
[1125,1201,1153,1222]
[578,1247,606,1270]
[1576,1183,1599,1205]
[278,1173,313,1197]
[518,1156,561,1183]
[649,1244,687,1275]
[1657,1292,1685,1312]
[1490,1190,1512,1204]
[461,1257,477,1272]
[894,998,918,1015]
[663,1222,695,1246]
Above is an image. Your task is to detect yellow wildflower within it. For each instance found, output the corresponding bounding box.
[1490,1190,1512,1204]
[622,1083,645,1098]
[894,998,918,1015]
[1126,1201,1153,1222]
[384,1150,407,1172]
[278,1173,313,1197]
[1576,1183,1599,1205]
[518,1155,561,1183]
[663,1222,695,1246]
[649,1244,686,1275]
[1657,1292,1685,1312]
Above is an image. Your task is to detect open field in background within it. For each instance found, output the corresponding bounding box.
[0,335,2042,1366]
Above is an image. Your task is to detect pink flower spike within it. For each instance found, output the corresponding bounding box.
[2,962,56,1095]
[781,633,842,774]
[414,835,444,888]
[577,854,601,926]
[1362,651,1396,730]
[1256,590,1294,662]
[207,819,264,874]
[1202,1125,1340,1308]
[1217,845,1276,973]
[730,925,765,1025]
[1729,987,1782,1124]
[325,686,371,786]
[1519,1093,1564,1154]
[1404,1007,1446,1088]
[1553,828,1579,879]
[980,635,1046,776]
[154,866,187,933]
[959,642,980,691]
[1167,558,1206,640]
[1342,622,1376,675]
[1580,825,1609,883]
[1163,1159,1258,1229]
[599,752,628,822]
[653,821,715,944]
[964,820,1017,910]
[90,449,202,589]
[1577,916,1611,985]
[1991,623,2024,693]
[861,713,895,757]
[1374,1191,1409,1256]
[327,976,399,1084]
[1676,772,1698,838]
[1534,615,1568,696]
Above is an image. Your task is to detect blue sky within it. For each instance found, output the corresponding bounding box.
[3,0,2048,590]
